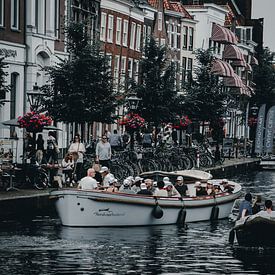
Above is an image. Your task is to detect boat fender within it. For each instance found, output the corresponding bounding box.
[152,198,163,219]
[228,229,235,244]
[177,208,186,226]
[210,205,219,221]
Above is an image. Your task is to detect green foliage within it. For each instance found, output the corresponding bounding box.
[0,57,10,106]
[133,36,180,126]
[252,47,275,108]
[181,49,227,123]
[42,21,117,123]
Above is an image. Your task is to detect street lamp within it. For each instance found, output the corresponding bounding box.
[126,92,141,112]
[125,92,141,150]
[27,82,45,112]
[251,104,259,117]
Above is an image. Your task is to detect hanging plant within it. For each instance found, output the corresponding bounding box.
[18,112,52,132]
[172,115,192,129]
[118,112,145,130]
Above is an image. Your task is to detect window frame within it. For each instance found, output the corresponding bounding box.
[116,17,122,45]
[0,0,4,27]
[135,24,141,51]
[130,22,136,50]
[11,0,19,30]
[107,14,114,43]
[122,20,128,47]
[100,13,107,41]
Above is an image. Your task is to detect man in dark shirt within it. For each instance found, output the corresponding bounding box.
[175,176,188,196]
[137,183,153,196]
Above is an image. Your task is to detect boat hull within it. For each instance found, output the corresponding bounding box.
[234,216,275,246]
[51,186,241,227]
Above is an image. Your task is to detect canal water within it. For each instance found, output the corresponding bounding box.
[0,170,274,274]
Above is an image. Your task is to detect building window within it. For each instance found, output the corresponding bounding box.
[107,15,114,43]
[182,57,187,84]
[168,24,172,47]
[120,56,126,89]
[133,60,139,82]
[100,13,107,41]
[11,0,19,30]
[173,24,177,49]
[130,22,136,50]
[128,58,133,79]
[188,27,194,51]
[187,58,193,82]
[122,20,128,46]
[106,53,112,72]
[182,26,188,50]
[0,0,4,27]
[114,55,120,90]
[54,0,60,38]
[136,24,141,51]
[158,12,162,31]
[143,25,147,48]
[116,17,122,45]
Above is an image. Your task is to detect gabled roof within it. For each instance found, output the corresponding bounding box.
[148,0,193,19]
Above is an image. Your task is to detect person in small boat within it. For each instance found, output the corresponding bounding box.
[106,177,118,192]
[195,182,207,196]
[137,183,153,196]
[78,168,98,190]
[119,179,136,194]
[165,182,181,197]
[213,183,222,194]
[145,178,156,193]
[252,195,262,214]
[100,166,114,187]
[220,179,234,193]
[206,182,215,196]
[154,181,168,197]
[238,193,253,220]
[175,176,188,196]
[256,200,275,218]
[132,176,143,193]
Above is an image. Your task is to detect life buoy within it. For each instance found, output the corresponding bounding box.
[210,205,219,221]
[177,208,186,226]
[152,204,163,219]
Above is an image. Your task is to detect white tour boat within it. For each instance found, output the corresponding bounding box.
[50,170,242,227]
[259,155,275,170]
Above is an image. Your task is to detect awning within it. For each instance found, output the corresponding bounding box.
[240,85,251,97]
[251,56,259,65]
[211,23,238,44]
[223,73,243,88]
[231,60,246,67]
[211,59,235,77]
[223,44,244,60]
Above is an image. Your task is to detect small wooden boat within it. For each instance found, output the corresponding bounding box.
[50,170,242,227]
[229,214,275,246]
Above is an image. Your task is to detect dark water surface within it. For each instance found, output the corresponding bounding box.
[0,171,275,274]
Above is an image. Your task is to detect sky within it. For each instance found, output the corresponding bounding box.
[252,0,275,52]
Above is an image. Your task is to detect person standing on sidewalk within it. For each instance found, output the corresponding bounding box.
[96,135,112,168]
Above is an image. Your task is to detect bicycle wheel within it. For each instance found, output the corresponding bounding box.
[34,171,49,190]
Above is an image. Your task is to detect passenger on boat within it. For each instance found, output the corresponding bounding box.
[78,168,99,190]
[256,200,275,218]
[195,181,207,196]
[132,176,143,193]
[153,181,168,197]
[106,177,119,192]
[206,182,215,196]
[119,179,136,194]
[144,178,156,193]
[137,183,153,196]
[100,166,114,187]
[238,193,253,220]
[165,182,181,197]
[220,179,234,193]
[175,176,188,196]
[213,183,222,194]
[252,195,262,214]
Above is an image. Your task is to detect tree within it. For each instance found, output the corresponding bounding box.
[42,21,117,126]
[0,57,10,107]
[133,37,180,127]
[181,49,227,136]
[252,47,275,108]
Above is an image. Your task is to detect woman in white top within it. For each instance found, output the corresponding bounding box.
[68,134,86,182]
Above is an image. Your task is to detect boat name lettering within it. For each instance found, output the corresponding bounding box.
[94,210,125,217]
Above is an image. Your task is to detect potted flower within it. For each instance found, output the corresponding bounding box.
[119,112,145,131]
[173,115,192,129]
[18,112,53,133]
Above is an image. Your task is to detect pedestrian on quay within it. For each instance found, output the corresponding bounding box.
[96,135,111,168]
[61,153,74,186]
[35,134,45,164]
[68,134,86,182]
[142,129,152,148]
[109,129,122,152]
[238,192,253,220]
